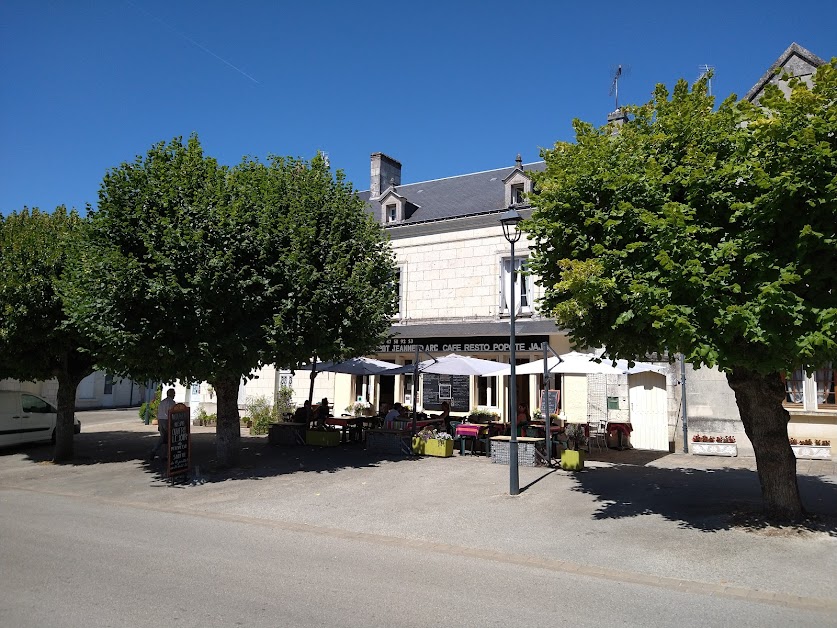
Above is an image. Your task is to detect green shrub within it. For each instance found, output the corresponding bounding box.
[196,406,217,425]
[139,386,162,423]
[275,385,295,419]
[245,395,278,435]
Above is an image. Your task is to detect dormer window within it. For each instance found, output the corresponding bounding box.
[386,204,397,223]
[503,157,533,207]
[511,184,525,205]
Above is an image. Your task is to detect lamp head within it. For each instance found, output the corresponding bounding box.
[499,207,523,243]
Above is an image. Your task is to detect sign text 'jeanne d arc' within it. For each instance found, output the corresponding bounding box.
[379,335,548,354]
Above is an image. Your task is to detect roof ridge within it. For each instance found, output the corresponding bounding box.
[360,160,544,194]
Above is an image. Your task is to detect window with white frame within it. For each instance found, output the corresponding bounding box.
[782,368,805,405]
[386,204,397,223]
[511,183,525,205]
[500,257,532,315]
[477,376,498,407]
[816,363,835,407]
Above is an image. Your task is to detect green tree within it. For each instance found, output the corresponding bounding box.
[527,61,837,519]
[65,136,397,466]
[0,207,98,461]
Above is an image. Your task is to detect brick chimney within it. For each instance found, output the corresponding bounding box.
[370,153,402,199]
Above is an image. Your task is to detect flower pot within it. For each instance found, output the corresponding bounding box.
[692,442,737,457]
[560,449,585,471]
[306,429,340,447]
[791,445,832,460]
[412,437,453,457]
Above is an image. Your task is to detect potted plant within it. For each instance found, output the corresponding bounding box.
[346,400,371,417]
[411,428,454,457]
[560,423,587,470]
[789,437,832,459]
[467,409,500,424]
[691,434,738,456]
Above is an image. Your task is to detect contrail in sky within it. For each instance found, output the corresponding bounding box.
[124,0,259,84]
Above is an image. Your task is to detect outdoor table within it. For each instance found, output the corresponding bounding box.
[488,421,509,436]
[325,416,365,443]
[455,423,489,455]
[606,421,633,450]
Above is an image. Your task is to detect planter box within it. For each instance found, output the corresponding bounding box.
[692,442,738,457]
[560,449,585,471]
[411,437,454,457]
[306,429,340,447]
[792,445,832,460]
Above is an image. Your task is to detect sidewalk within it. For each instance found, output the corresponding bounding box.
[1,411,835,613]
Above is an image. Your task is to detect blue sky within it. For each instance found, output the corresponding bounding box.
[1,0,835,215]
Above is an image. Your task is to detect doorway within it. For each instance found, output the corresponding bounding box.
[378,376,395,414]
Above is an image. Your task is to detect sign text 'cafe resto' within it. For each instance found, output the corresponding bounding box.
[379,336,549,354]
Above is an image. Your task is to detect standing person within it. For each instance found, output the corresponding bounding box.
[149,388,176,461]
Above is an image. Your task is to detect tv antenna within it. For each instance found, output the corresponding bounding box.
[609,64,630,110]
[697,64,714,96]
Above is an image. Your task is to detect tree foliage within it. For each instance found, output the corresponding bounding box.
[65,135,398,465]
[527,61,837,518]
[0,207,97,461]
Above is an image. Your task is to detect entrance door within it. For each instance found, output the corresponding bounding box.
[628,371,668,450]
[379,376,395,413]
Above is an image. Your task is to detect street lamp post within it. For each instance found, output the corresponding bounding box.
[500,207,523,496]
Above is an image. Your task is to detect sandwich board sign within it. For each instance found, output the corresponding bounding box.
[167,403,191,482]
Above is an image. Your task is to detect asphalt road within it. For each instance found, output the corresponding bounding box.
[1,410,835,627]
[1,488,832,628]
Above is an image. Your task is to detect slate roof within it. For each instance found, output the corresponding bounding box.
[744,42,826,103]
[359,161,546,225]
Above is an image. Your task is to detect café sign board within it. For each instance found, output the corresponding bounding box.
[379,335,548,354]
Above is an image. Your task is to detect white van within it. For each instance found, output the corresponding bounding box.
[0,391,81,447]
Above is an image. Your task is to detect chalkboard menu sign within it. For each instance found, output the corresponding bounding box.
[167,403,191,478]
[422,374,470,412]
[539,390,560,416]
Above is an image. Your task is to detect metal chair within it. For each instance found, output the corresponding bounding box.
[587,420,607,450]
[449,420,462,453]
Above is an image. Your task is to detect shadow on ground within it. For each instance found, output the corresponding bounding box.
[3,429,422,483]
[568,460,837,536]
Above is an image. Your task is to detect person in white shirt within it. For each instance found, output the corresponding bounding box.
[149,388,176,461]
[384,403,405,428]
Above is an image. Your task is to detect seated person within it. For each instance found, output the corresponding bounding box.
[315,397,330,429]
[293,400,312,424]
[517,402,531,436]
[435,401,451,430]
[384,402,404,428]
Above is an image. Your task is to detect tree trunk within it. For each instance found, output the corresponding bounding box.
[54,370,83,463]
[212,375,241,467]
[726,368,803,520]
